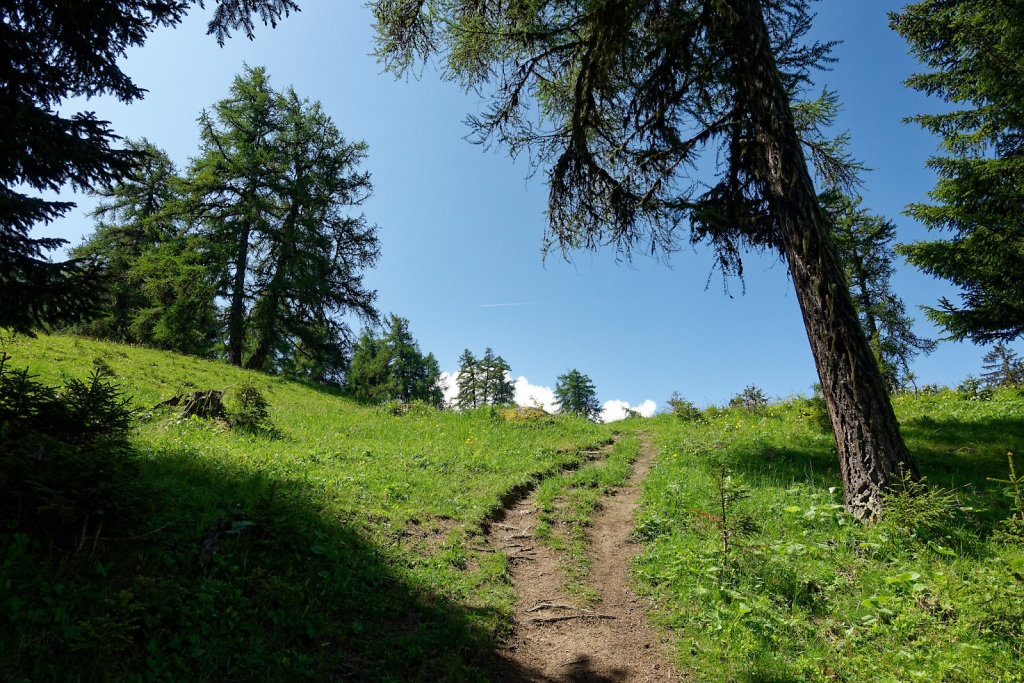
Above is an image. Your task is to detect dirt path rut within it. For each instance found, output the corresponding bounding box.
[491,436,678,682]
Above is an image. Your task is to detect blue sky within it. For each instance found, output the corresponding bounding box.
[40,1,1021,417]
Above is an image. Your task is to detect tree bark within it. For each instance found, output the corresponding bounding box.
[725,0,919,517]
[226,220,251,367]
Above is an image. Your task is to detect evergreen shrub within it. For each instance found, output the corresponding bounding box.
[0,353,143,549]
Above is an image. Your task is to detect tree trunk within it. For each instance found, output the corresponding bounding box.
[244,289,277,371]
[226,221,251,367]
[725,0,919,517]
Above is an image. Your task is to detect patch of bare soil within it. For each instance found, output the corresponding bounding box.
[490,436,679,682]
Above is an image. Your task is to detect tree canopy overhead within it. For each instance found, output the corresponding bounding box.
[0,0,297,334]
[373,0,918,516]
[892,0,1024,343]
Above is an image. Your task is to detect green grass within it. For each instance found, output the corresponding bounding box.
[6,333,1024,681]
[635,390,1024,682]
[0,333,613,681]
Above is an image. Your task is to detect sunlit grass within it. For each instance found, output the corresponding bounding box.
[0,333,614,680]
[635,390,1024,681]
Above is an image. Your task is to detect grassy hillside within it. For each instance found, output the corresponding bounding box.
[635,389,1024,681]
[0,334,614,681]
[4,333,1022,681]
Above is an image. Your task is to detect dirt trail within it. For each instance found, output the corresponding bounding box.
[490,436,678,682]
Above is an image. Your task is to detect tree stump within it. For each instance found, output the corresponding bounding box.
[155,390,226,419]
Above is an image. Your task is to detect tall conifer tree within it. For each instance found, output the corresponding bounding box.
[554,369,602,422]
[485,353,515,406]
[347,316,443,405]
[821,191,936,389]
[892,1,1024,343]
[0,0,297,334]
[187,67,379,375]
[455,349,480,410]
[981,344,1024,388]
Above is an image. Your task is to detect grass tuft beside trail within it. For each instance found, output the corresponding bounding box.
[0,334,613,681]
[635,389,1024,682]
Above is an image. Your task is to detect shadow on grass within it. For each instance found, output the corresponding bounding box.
[900,416,1024,486]
[0,442,555,682]
[716,415,1019,528]
[720,436,842,491]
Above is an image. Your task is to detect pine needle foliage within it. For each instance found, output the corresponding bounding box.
[1,0,296,334]
[554,369,601,422]
[892,0,1024,343]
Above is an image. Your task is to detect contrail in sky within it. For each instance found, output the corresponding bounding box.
[479,302,537,308]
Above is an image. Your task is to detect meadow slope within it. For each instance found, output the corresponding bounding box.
[636,390,1024,681]
[0,334,614,680]
[2,333,1022,682]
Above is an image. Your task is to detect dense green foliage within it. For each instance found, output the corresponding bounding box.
[554,369,601,422]
[347,315,443,405]
[892,0,1024,343]
[454,347,514,410]
[72,140,220,354]
[188,66,380,376]
[70,67,380,379]
[666,391,703,422]
[635,388,1024,680]
[0,334,611,680]
[0,352,141,549]
[821,191,936,389]
[729,384,770,412]
[981,343,1024,388]
[0,0,296,335]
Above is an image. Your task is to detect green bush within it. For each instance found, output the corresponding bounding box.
[226,378,274,434]
[667,392,703,422]
[958,375,994,401]
[729,384,769,412]
[0,353,143,549]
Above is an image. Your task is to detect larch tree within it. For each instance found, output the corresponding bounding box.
[554,369,602,422]
[372,0,918,515]
[243,86,380,379]
[821,191,936,390]
[892,0,1024,343]
[72,140,220,355]
[486,353,516,406]
[188,66,281,367]
[455,349,481,409]
[71,140,183,343]
[476,347,516,406]
[0,0,297,334]
[187,67,379,375]
[981,343,1024,388]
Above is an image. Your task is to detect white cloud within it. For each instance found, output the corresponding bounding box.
[513,376,558,411]
[440,371,559,412]
[438,371,459,407]
[600,399,657,422]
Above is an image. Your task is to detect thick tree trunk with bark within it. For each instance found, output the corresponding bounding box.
[726,0,919,517]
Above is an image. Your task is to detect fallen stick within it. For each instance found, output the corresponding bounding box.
[529,614,615,623]
[525,603,583,613]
